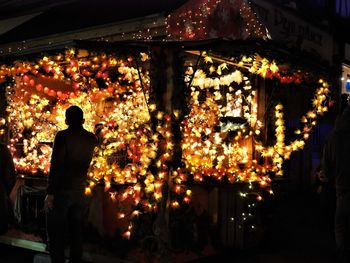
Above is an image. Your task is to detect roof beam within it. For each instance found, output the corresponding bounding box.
[0,13,166,57]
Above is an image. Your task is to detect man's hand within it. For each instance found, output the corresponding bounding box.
[44,194,54,211]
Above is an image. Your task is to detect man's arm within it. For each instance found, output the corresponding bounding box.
[45,132,66,211]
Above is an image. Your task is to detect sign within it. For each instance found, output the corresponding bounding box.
[251,0,334,63]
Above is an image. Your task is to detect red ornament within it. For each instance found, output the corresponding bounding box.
[107,86,114,93]
[29,79,35,86]
[72,82,80,90]
[61,94,68,100]
[48,90,56,97]
[44,66,52,73]
[265,69,274,79]
[22,75,29,83]
[82,69,91,76]
[35,84,43,91]
[164,115,171,122]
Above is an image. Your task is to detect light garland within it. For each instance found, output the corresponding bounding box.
[181,53,330,187]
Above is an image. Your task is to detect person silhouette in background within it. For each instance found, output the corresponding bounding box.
[44,106,97,263]
[323,104,350,263]
[0,143,16,234]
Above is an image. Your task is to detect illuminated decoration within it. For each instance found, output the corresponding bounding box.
[0,48,190,238]
[258,79,330,176]
[0,47,330,241]
[4,50,155,187]
[166,0,268,40]
[181,52,330,186]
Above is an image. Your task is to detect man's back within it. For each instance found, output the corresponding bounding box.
[47,106,97,195]
[48,126,97,194]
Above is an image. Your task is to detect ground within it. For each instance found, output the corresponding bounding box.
[0,185,336,263]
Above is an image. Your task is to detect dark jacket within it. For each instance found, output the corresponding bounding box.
[0,143,16,234]
[47,126,97,195]
[323,106,350,196]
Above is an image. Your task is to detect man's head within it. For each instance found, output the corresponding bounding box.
[65,106,84,126]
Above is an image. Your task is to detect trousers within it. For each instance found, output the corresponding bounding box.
[46,191,86,263]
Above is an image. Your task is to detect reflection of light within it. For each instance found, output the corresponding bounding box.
[123,231,131,239]
[346,79,350,90]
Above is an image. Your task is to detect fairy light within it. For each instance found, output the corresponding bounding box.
[166,0,268,40]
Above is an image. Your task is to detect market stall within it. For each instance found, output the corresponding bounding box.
[0,39,331,261]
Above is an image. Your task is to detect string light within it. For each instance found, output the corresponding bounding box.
[166,0,268,40]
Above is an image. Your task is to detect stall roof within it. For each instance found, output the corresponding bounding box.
[0,0,187,44]
[0,0,331,77]
[0,12,43,36]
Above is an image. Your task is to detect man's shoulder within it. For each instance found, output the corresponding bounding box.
[83,129,95,136]
[82,129,98,143]
[55,129,67,138]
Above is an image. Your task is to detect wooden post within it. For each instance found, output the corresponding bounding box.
[149,45,186,262]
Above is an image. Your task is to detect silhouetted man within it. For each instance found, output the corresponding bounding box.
[0,143,16,234]
[44,106,97,263]
[323,105,350,263]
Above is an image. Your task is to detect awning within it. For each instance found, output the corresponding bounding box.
[0,12,41,35]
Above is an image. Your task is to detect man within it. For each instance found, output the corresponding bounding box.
[44,106,97,263]
[323,105,350,263]
[0,143,16,234]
